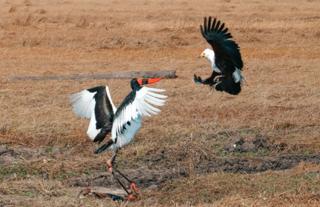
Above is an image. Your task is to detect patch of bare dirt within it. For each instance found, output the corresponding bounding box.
[195,154,320,174]
[69,152,320,192]
[0,144,42,164]
[224,135,287,153]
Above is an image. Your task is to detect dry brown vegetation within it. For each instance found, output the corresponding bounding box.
[1,0,320,206]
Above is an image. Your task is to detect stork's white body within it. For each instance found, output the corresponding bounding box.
[111,116,142,150]
[70,85,166,151]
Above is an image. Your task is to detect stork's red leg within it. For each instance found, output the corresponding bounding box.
[106,150,118,173]
[112,171,130,195]
[113,168,140,194]
[107,150,140,201]
[112,168,140,198]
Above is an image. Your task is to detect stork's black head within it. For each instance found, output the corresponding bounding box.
[130,78,141,91]
[130,78,161,91]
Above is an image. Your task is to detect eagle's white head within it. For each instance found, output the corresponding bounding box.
[200,48,215,65]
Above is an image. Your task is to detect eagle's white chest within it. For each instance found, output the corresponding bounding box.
[206,50,221,73]
[112,116,142,149]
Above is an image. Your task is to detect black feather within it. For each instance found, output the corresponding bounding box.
[87,86,115,143]
[207,16,211,31]
[214,76,241,95]
[216,20,221,30]
[200,16,243,70]
[211,17,216,30]
[204,17,207,31]
[219,23,225,32]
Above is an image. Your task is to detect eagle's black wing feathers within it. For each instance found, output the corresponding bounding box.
[200,16,243,71]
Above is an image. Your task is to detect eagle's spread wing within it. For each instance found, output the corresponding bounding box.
[200,16,243,72]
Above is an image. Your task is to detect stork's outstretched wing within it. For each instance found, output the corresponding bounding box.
[200,16,243,71]
[70,86,116,143]
[112,87,167,137]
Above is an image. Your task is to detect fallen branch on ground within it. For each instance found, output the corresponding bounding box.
[8,70,177,81]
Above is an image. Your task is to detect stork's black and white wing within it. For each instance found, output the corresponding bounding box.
[70,86,117,143]
[200,16,243,74]
[111,87,167,138]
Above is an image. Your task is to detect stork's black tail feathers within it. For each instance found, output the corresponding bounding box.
[93,125,112,143]
[95,139,114,154]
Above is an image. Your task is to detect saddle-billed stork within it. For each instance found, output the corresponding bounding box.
[70,78,167,201]
[194,16,244,95]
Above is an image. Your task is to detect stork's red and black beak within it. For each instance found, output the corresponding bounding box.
[137,78,161,86]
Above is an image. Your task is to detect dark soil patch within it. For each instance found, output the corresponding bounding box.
[0,144,31,165]
[2,142,320,192]
[224,134,287,153]
[69,166,189,189]
[67,136,320,191]
[69,154,320,191]
[0,144,66,166]
[196,154,320,174]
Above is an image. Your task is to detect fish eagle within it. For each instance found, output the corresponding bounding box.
[194,16,244,95]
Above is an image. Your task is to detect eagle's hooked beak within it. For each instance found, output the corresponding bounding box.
[137,78,161,86]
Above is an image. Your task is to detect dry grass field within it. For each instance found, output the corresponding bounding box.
[1,0,320,206]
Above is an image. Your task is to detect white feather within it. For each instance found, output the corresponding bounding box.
[143,101,160,114]
[70,90,96,119]
[145,95,166,106]
[105,86,117,112]
[111,86,167,147]
[232,68,243,83]
[146,87,166,92]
